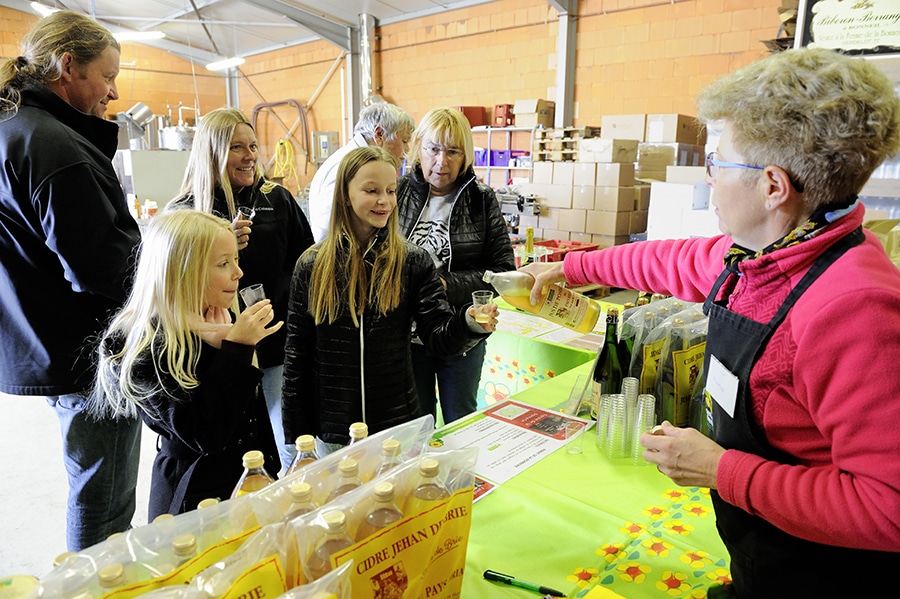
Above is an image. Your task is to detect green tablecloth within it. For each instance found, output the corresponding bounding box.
[463,363,731,599]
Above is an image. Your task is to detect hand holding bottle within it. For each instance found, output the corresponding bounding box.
[519,262,567,306]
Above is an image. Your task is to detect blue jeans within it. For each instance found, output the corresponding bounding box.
[47,393,141,551]
[262,364,296,475]
[411,339,486,425]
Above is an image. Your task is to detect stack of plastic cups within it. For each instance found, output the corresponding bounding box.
[595,393,612,449]
[630,394,657,465]
[621,377,639,448]
[605,394,629,459]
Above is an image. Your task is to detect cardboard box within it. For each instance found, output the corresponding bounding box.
[572,185,595,210]
[595,163,635,187]
[541,229,571,241]
[543,184,573,208]
[551,161,575,186]
[645,113,706,145]
[514,99,556,128]
[573,162,597,186]
[577,138,639,163]
[538,207,559,230]
[452,106,487,128]
[518,213,540,229]
[517,182,552,201]
[630,209,649,234]
[601,114,646,141]
[586,210,631,236]
[531,161,554,184]
[634,185,651,211]
[638,142,705,172]
[595,186,635,212]
[682,209,721,238]
[647,181,711,240]
[592,234,631,248]
[666,165,707,184]
[494,103,514,127]
[569,232,593,243]
[558,208,587,232]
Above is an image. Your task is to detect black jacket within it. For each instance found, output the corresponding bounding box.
[397,165,515,308]
[0,82,140,395]
[170,181,314,368]
[102,332,277,518]
[282,234,488,445]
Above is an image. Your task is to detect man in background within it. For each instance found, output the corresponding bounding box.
[307,101,415,241]
[0,11,142,551]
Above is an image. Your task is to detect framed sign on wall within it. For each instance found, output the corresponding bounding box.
[795,0,900,55]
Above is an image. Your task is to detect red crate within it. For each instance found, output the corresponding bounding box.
[533,239,599,262]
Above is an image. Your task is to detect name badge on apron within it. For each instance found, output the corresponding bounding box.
[706,354,739,419]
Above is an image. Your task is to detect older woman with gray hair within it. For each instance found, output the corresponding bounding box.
[308,101,415,241]
[524,48,900,597]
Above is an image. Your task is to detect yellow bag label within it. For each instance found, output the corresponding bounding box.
[219,555,287,599]
[672,341,706,427]
[333,488,473,599]
[639,338,666,395]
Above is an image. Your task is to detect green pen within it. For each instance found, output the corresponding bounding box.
[483,569,566,597]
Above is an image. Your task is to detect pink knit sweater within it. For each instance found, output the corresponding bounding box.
[564,205,900,551]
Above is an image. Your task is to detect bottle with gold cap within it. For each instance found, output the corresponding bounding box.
[172,533,197,566]
[53,551,76,568]
[283,481,318,522]
[374,438,403,477]
[97,563,126,590]
[231,450,275,499]
[483,270,600,334]
[305,510,355,580]
[405,458,450,516]
[347,422,368,446]
[285,434,319,476]
[327,458,362,501]
[355,481,404,542]
[197,497,220,510]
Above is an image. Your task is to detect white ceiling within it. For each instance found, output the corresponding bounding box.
[0,0,496,66]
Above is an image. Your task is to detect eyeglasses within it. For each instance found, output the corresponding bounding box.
[706,152,763,179]
[423,143,464,161]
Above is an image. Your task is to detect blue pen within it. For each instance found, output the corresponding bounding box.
[484,569,566,597]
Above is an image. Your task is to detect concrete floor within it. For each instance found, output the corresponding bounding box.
[0,393,157,578]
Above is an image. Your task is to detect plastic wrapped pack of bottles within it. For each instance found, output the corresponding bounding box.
[654,309,708,428]
[245,415,435,527]
[285,448,479,595]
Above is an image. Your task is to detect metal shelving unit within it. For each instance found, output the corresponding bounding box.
[471,126,538,187]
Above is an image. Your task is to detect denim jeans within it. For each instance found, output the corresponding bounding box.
[411,339,486,425]
[261,364,296,475]
[47,393,141,551]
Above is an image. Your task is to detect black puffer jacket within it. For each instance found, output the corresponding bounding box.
[397,165,515,308]
[282,233,488,445]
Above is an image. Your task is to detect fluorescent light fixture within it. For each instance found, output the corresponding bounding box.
[30,2,57,16]
[114,31,166,42]
[206,56,245,71]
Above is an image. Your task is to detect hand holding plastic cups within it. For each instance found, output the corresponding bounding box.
[239,283,265,307]
[471,290,494,324]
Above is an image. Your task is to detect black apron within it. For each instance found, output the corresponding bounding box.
[702,227,898,597]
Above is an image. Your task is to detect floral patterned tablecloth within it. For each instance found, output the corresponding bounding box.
[463,363,731,599]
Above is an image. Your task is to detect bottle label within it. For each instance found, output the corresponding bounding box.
[536,285,590,330]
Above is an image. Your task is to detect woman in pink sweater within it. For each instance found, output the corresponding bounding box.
[526,48,900,598]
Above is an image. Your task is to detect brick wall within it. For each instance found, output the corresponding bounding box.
[1,0,783,193]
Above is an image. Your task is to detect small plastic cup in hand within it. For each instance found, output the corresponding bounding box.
[472,290,494,324]
[239,283,265,307]
[237,208,255,222]
[565,420,585,455]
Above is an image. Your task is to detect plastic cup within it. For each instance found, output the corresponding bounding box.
[472,290,494,323]
[565,421,585,455]
[595,393,612,449]
[239,283,266,307]
[605,394,628,459]
[237,207,255,221]
[630,394,657,465]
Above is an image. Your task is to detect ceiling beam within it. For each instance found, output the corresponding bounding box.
[240,0,353,51]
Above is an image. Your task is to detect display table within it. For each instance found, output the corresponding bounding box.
[462,363,731,598]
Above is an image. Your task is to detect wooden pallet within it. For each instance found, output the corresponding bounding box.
[533,125,601,140]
